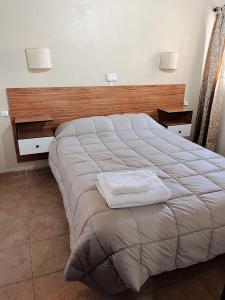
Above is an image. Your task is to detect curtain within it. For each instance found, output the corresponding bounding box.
[194,7,225,149]
[206,50,225,150]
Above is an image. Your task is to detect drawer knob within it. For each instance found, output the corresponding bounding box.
[35,145,40,148]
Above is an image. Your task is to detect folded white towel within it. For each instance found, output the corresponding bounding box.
[98,169,158,195]
[97,170,171,208]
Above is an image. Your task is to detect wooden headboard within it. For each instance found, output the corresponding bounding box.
[7,84,185,162]
[7,84,185,127]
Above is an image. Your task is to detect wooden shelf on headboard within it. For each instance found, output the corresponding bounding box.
[15,116,53,124]
[7,84,186,162]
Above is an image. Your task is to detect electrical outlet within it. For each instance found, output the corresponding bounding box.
[106,73,118,82]
[1,111,9,117]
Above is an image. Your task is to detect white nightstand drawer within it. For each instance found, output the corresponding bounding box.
[18,137,54,155]
[167,124,192,137]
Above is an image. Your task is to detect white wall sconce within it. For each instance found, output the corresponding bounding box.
[159,52,179,73]
[25,48,52,72]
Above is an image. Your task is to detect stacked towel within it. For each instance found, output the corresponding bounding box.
[97,169,171,208]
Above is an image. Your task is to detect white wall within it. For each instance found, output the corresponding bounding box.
[0,0,211,173]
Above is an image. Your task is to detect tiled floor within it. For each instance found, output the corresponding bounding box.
[0,168,225,300]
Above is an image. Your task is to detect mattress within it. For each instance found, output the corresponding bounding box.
[49,113,225,294]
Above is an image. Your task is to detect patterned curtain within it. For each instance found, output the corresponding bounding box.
[194,7,225,149]
[206,50,225,150]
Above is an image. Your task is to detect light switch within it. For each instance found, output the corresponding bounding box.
[1,111,9,117]
[106,73,118,82]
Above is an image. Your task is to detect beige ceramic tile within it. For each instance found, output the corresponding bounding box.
[0,185,28,211]
[0,174,27,188]
[34,270,156,300]
[27,172,56,189]
[0,244,32,287]
[29,201,64,218]
[0,170,26,178]
[0,217,30,250]
[27,167,50,175]
[197,268,225,299]
[31,233,70,277]
[29,209,68,242]
[155,278,215,300]
[93,290,156,300]
[0,206,28,225]
[0,279,34,300]
[34,271,94,300]
[28,184,63,217]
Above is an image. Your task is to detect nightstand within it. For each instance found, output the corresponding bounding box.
[157,108,193,138]
[13,116,54,160]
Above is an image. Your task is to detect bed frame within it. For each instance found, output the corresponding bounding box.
[7,84,185,161]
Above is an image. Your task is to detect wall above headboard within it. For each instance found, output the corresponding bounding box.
[7,84,185,162]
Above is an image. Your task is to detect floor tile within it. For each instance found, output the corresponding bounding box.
[27,167,50,175]
[197,268,225,299]
[0,206,28,225]
[0,174,26,188]
[0,244,32,287]
[34,271,94,300]
[94,290,156,300]
[151,265,201,291]
[154,278,215,300]
[0,170,26,178]
[28,184,63,217]
[29,209,68,242]
[27,171,56,189]
[0,217,30,250]
[138,295,156,300]
[31,233,70,277]
[0,279,34,300]
[34,271,154,300]
[0,185,28,211]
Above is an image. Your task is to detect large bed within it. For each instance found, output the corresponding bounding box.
[49,112,225,294]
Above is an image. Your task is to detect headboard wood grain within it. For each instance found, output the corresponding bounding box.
[7,84,185,162]
[7,84,185,129]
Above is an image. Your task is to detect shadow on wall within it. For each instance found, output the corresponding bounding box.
[1,119,20,169]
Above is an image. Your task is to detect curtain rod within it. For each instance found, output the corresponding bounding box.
[213,5,225,12]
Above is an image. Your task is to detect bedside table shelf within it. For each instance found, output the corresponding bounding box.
[15,115,53,124]
[157,107,193,138]
[158,120,189,126]
[18,130,53,140]
[12,115,54,161]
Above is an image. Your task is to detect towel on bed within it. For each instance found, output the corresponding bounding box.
[97,169,171,208]
[98,169,158,195]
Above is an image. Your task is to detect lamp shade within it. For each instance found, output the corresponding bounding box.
[25,48,52,71]
[159,52,179,72]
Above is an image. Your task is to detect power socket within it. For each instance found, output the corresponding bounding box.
[106,73,118,83]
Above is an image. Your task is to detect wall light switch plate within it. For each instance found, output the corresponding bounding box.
[106,73,118,82]
[1,111,9,117]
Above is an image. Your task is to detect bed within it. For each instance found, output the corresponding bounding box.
[49,112,225,294]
